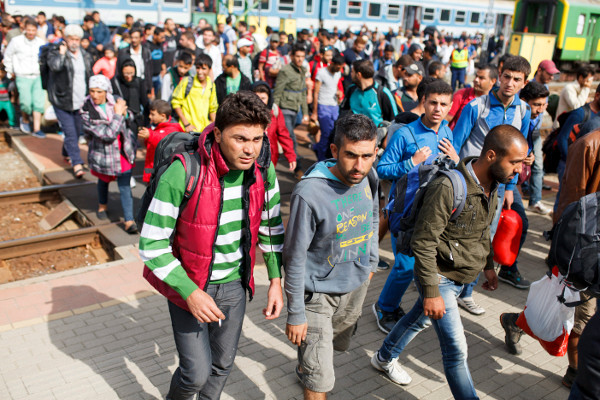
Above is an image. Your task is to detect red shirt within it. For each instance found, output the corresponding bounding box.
[448,87,477,130]
[142,118,184,182]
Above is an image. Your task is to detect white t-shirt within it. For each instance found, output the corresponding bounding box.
[316,67,341,107]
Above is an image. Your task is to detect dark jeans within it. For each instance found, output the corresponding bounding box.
[167,280,246,400]
[450,67,466,92]
[281,108,301,168]
[97,170,134,222]
[315,105,338,161]
[55,107,84,166]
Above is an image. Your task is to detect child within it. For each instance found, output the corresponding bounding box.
[92,45,117,79]
[0,63,16,127]
[161,50,193,102]
[137,99,183,183]
[171,54,218,132]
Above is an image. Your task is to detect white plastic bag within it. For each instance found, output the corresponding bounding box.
[44,105,57,122]
[523,273,579,342]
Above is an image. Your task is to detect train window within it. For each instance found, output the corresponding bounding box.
[455,10,466,24]
[368,3,381,17]
[254,0,270,11]
[440,9,451,22]
[348,1,362,16]
[423,8,435,22]
[330,0,339,15]
[232,0,243,9]
[388,4,400,19]
[306,0,313,13]
[470,12,480,24]
[576,14,586,35]
[165,0,183,3]
[130,0,151,3]
[279,0,294,12]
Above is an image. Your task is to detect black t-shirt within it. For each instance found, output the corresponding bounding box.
[163,32,180,67]
[148,41,164,77]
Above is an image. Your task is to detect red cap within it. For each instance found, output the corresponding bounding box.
[538,60,560,75]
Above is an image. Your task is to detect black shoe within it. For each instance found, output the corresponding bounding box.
[562,366,577,388]
[542,184,552,191]
[373,303,403,334]
[500,313,523,355]
[124,222,138,234]
[377,260,390,270]
[498,269,531,289]
[96,210,108,220]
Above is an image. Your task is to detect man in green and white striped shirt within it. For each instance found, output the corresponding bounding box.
[140,91,284,400]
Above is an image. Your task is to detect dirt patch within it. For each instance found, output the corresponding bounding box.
[0,202,57,241]
[3,246,100,282]
[0,139,39,191]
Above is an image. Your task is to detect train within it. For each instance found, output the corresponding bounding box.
[2,0,514,38]
[510,0,600,69]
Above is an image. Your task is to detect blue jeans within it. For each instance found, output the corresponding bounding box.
[281,108,301,167]
[152,75,162,97]
[554,159,566,212]
[379,275,479,400]
[167,280,246,400]
[97,170,134,222]
[55,107,84,166]
[529,134,544,205]
[377,234,415,312]
[315,105,338,161]
[450,67,466,92]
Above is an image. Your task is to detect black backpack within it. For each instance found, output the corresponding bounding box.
[39,43,60,90]
[136,131,202,228]
[545,191,600,296]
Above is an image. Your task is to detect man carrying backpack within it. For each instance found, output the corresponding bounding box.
[371,125,528,398]
[372,80,457,333]
[139,91,285,400]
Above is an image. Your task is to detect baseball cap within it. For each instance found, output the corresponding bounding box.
[538,60,559,75]
[405,62,425,76]
[269,33,279,42]
[237,38,253,48]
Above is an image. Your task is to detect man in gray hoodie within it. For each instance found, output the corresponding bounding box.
[283,114,379,400]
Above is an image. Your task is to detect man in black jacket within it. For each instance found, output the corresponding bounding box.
[117,27,153,97]
[47,24,93,179]
[214,55,252,105]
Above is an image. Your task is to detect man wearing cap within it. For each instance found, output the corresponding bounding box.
[448,38,468,91]
[394,61,424,112]
[532,59,559,87]
[237,38,254,83]
[258,34,283,88]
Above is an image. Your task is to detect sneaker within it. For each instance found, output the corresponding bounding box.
[19,117,31,134]
[562,366,577,388]
[373,303,401,334]
[32,130,46,139]
[377,260,390,271]
[542,184,552,191]
[370,352,412,385]
[457,297,485,315]
[130,176,136,188]
[528,201,551,215]
[78,135,87,145]
[500,313,523,355]
[498,270,531,289]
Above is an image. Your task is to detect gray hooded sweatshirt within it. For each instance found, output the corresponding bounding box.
[283,160,379,325]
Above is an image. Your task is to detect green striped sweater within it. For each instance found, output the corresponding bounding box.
[139,160,284,300]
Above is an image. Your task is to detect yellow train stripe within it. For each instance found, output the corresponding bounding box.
[564,37,586,51]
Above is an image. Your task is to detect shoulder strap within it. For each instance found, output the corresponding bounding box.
[114,79,124,99]
[439,169,467,221]
[367,167,378,199]
[184,76,194,99]
[407,126,420,151]
[178,151,202,211]
[583,103,591,123]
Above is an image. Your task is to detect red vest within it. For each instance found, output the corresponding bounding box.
[143,124,269,311]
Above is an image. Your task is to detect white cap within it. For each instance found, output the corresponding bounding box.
[237,38,253,48]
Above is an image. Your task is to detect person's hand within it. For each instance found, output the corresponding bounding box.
[584,76,594,88]
[302,115,309,124]
[286,322,308,346]
[114,99,128,116]
[96,44,104,52]
[411,146,432,165]
[137,127,150,140]
[185,123,197,132]
[482,269,498,291]
[503,190,514,210]
[438,138,459,163]
[423,296,445,320]
[288,161,297,171]
[523,152,535,166]
[59,42,67,55]
[310,112,318,122]
[263,278,283,320]
[185,288,225,323]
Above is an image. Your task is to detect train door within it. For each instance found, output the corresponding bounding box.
[403,6,420,33]
[587,14,600,62]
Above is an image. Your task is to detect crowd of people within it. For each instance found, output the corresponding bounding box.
[0,8,598,400]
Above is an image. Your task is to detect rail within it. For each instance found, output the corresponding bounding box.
[0,181,96,206]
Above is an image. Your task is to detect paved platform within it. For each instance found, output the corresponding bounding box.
[0,127,573,399]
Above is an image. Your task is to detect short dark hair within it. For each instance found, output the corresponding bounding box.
[201,27,215,36]
[497,53,513,68]
[520,81,550,101]
[181,30,194,41]
[224,55,240,69]
[291,43,306,55]
[427,61,444,77]
[177,50,194,65]
[83,15,94,23]
[424,44,437,56]
[279,31,287,36]
[251,82,270,96]
[238,21,247,29]
[501,55,531,78]
[416,77,437,102]
[477,64,499,81]
[130,27,143,37]
[422,79,453,101]
[125,13,133,19]
[332,54,345,65]
[395,54,413,68]
[481,124,527,158]
[23,18,37,28]
[576,65,594,80]
[144,23,154,31]
[38,11,46,17]
[353,59,375,79]
[195,54,213,69]
[215,91,272,132]
[225,15,232,25]
[154,27,164,36]
[333,114,377,148]
[91,11,100,16]
[150,99,172,117]
[384,44,395,53]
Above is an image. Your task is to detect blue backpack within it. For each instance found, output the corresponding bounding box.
[386,154,467,256]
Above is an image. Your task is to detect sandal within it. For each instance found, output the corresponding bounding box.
[124,222,138,234]
[73,164,85,179]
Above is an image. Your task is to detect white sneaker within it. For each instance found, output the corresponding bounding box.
[457,297,485,315]
[130,176,136,188]
[371,352,412,385]
[78,135,87,145]
[528,201,551,215]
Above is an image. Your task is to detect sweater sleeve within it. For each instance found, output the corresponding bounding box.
[258,163,285,280]
[376,129,413,179]
[139,161,199,299]
[451,101,478,154]
[171,77,188,110]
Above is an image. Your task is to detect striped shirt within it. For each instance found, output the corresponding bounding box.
[139,160,284,299]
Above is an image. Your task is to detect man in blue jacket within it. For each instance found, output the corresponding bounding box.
[372,79,458,333]
[91,11,111,53]
[452,55,531,293]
